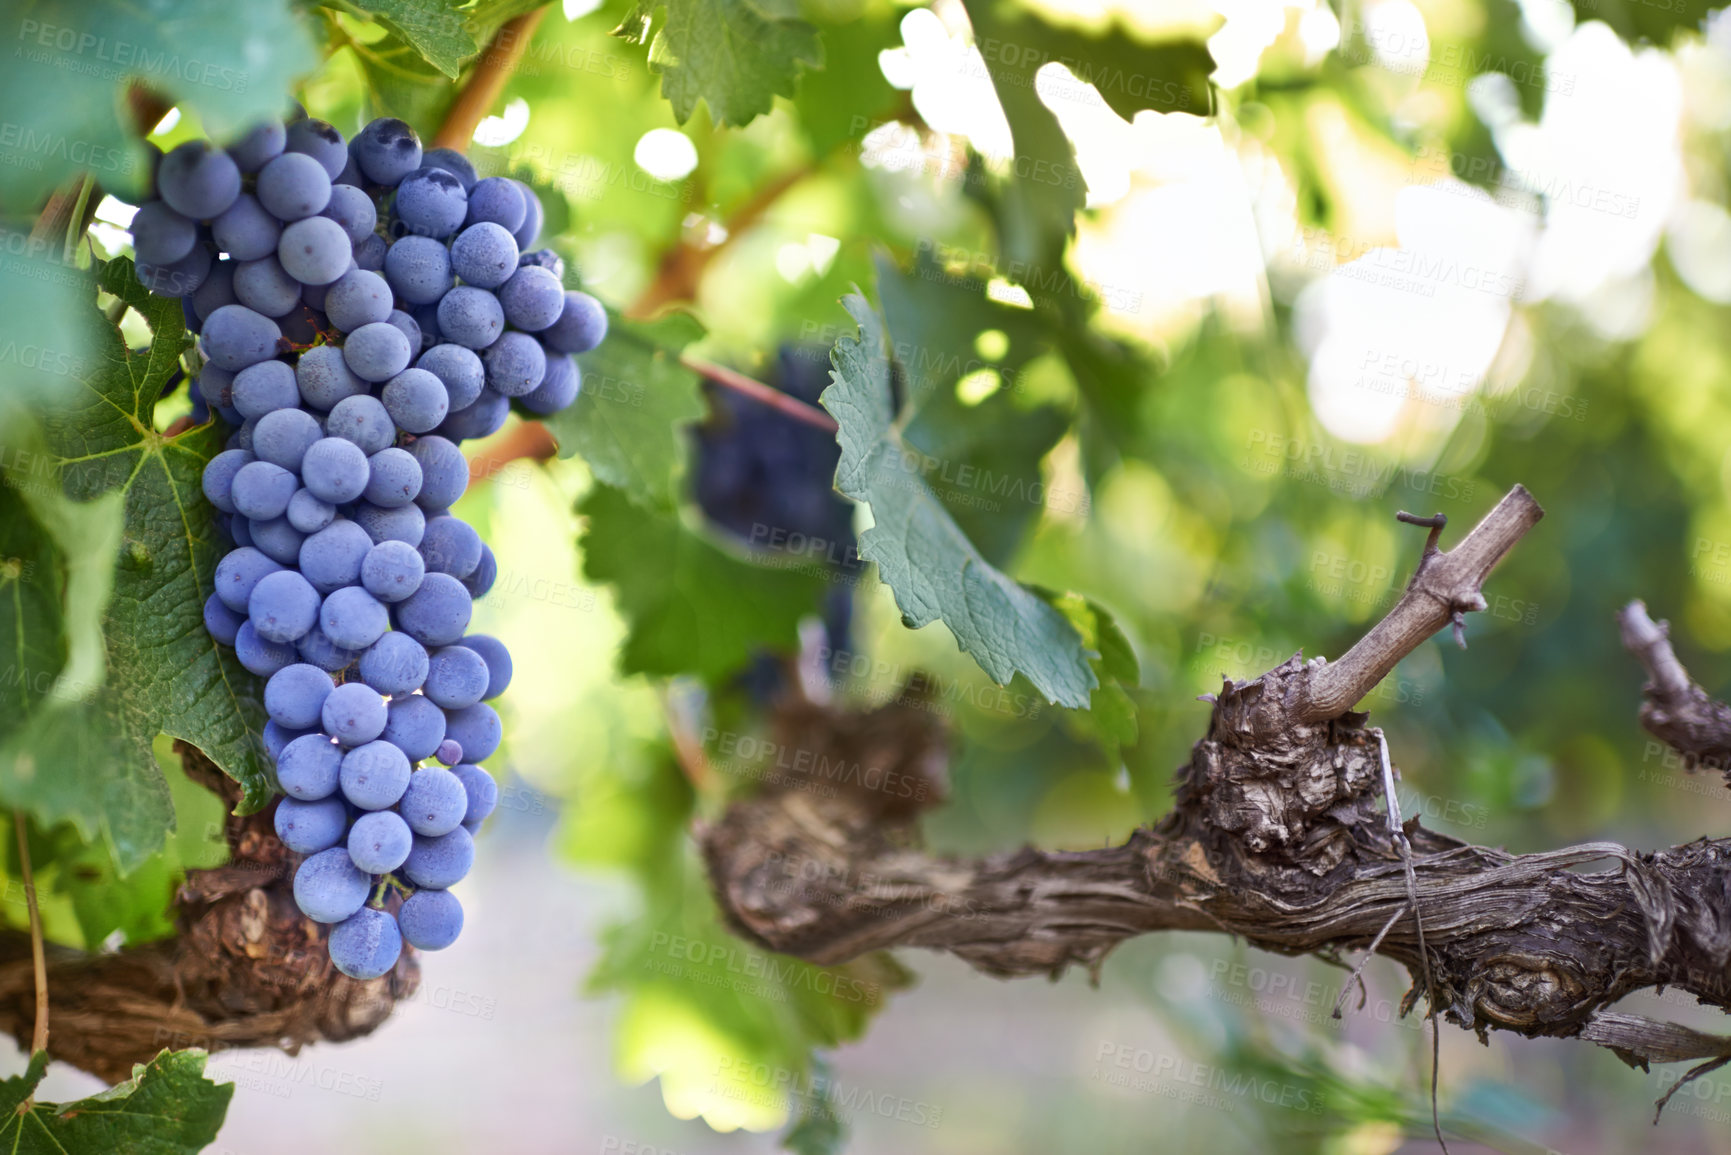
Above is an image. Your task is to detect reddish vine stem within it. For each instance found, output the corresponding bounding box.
[467,420,557,484]
[681,355,837,432]
[623,91,916,318]
[465,357,835,484]
[14,813,46,1058]
[662,691,716,793]
[432,8,549,151]
[626,161,817,320]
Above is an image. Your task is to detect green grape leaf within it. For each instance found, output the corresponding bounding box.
[1050,592,1139,761]
[876,250,1070,566]
[342,0,542,131]
[579,483,828,681]
[956,0,1086,273]
[0,476,123,751]
[3,258,271,875]
[0,0,318,210]
[23,737,231,950]
[948,5,1194,449]
[350,29,457,134]
[615,0,823,126]
[542,313,707,511]
[0,1049,232,1154]
[1013,20,1215,124]
[780,1055,848,1155]
[823,294,1096,708]
[0,242,106,439]
[955,1,1212,279]
[902,383,1069,570]
[791,6,902,156]
[341,0,478,78]
[581,751,909,1132]
[1564,0,1721,48]
[873,251,1050,403]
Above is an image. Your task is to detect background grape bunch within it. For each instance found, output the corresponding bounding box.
[693,344,858,699]
[130,109,607,980]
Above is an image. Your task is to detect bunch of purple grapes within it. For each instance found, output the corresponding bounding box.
[130,110,606,979]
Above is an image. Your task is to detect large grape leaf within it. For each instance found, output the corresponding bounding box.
[875,251,1069,567]
[790,5,901,157]
[339,0,544,132]
[956,2,1213,272]
[1565,0,1727,47]
[956,0,1085,273]
[780,1054,848,1155]
[576,749,907,1133]
[579,483,829,681]
[0,239,105,440]
[542,313,707,511]
[0,477,123,753]
[0,0,318,210]
[348,27,456,133]
[1002,16,1216,124]
[822,294,1096,708]
[615,0,822,126]
[4,259,271,875]
[9,737,231,951]
[1049,592,1139,764]
[949,6,1203,445]
[0,1049,231,1154]
[341,0,478,78]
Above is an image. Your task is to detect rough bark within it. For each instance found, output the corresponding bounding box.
[1620,599,1731,781]
[0,743,416,1084]
[702,486,1731,1094]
